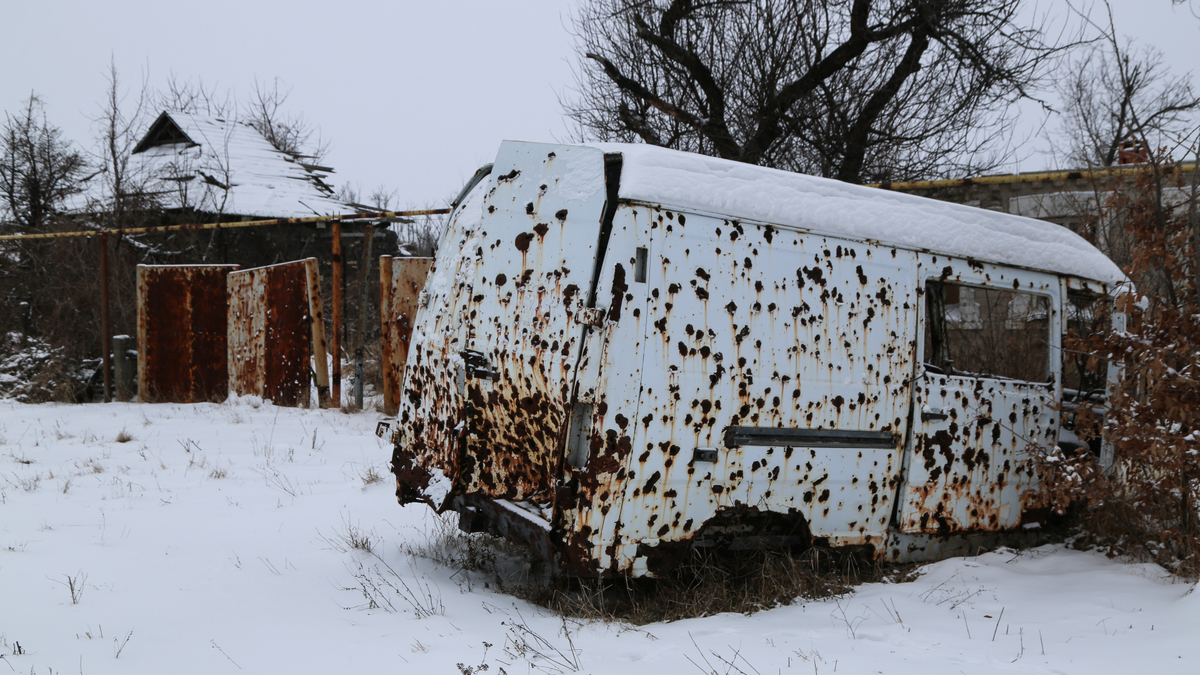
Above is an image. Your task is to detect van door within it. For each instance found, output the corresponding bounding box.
[897,258,1061,533]
[453,142,611,502]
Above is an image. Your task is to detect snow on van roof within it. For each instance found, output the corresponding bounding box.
[588,142,1127,286]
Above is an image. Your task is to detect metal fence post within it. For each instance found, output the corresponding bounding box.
[112,335,135,401]
[99,233,112,402]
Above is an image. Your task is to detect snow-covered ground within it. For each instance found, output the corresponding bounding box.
[1,400,1196,675]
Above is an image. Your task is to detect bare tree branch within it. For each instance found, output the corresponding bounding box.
[567,0,1079,183]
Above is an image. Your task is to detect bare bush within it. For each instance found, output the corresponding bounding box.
[348,554,445,617]
[1035,14,1200,578]
[360,465,383,486]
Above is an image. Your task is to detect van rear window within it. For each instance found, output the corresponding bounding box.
[923,281,1050,383]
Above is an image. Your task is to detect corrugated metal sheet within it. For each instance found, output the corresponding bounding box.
[136,264,240,403]
[227,258,322,406]
[380,256,434,416]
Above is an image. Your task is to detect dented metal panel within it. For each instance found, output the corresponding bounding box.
[380,256,434,415]
[136,264,239,403]
[391,185,490,509]
[227,258,321,406]
[555,200,654,574]
[455,144,609,502]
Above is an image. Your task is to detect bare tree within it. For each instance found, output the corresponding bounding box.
[1170,0,1200,18]
[1052,31,1200,167]
[153,75,327,166]
[335,183,399,211]
[0,95,102,384]
[1048,2,1200,301]
[0,94,87,230]
[90,60,163,230]
[243,78,329,164]
[567,0,1075,183]
[335,182,439,256]
[156,74,234,118]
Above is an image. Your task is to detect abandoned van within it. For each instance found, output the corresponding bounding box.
[382,140,1127,577]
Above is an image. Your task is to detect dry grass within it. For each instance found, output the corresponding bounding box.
[343,526,377,553]
[76,458,104,475]
[357,342,385,394]
[415,516,909,624]
[21,357,91,403]
[321,517,379,555]
[360,465,384,486]
[530,546,901,624]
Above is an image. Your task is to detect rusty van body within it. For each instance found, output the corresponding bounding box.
[383,141,1127,577]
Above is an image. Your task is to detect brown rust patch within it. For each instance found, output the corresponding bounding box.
[515,232,534,252]
[607,264,628,322]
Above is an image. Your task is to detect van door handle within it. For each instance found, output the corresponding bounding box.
[461,349,499,381]
[921,407,949,422]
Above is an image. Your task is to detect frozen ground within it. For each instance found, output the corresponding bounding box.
[1,400,1197,675]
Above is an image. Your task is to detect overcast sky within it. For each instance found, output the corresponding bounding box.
[4,0,1200,207]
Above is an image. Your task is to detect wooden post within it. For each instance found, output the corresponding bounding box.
[99,233,112,402]
[331,220,342,408]
[380,258,433,416]
[112,335,134,401]
[305,258,330,408]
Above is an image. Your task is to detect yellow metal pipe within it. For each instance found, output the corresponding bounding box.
[0,208,451,241]
[869,162,1200,191]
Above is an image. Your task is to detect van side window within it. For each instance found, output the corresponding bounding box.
[924,280,1050,382]
[1063,291,1111,396]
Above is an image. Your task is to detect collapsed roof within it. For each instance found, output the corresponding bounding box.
[125,111,348,219]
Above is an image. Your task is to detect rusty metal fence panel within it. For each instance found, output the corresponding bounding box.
[227,258,323,407]
[137,264,240,403]
[380,256,433,415]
